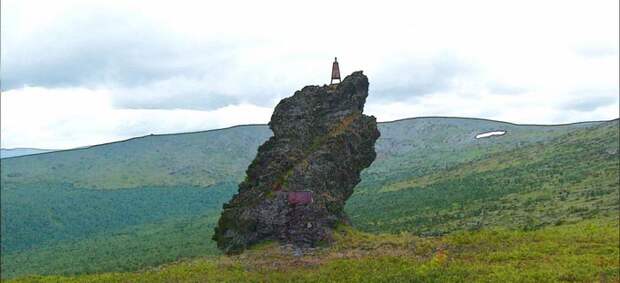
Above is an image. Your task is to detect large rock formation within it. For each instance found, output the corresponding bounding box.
[213,71,380,254]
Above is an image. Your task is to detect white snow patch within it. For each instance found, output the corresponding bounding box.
[475,131,506,139]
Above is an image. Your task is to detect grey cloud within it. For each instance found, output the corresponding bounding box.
[576,45,619,58]
[0,5,262,111]
[563,89,619,111]
[111,77,240,111]
[0,4,299,111]
[487,82,528,95]
[1,7,238,91]
[108,73,295,111]
[370,54,474,101]
[114,88,240,111]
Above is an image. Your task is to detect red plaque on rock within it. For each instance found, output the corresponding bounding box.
[288,191,313,205]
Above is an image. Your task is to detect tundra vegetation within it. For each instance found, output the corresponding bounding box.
[1,118,618,282]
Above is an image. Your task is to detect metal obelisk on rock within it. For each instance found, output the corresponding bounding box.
[330,57,341,85]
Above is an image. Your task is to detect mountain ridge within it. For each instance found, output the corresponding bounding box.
[0,148,57,159]
[1,116,618,279]
[2,116,616,160]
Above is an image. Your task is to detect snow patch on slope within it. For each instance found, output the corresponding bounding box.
[475,131,506,139]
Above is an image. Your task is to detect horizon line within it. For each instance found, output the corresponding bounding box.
[2,115,618,159]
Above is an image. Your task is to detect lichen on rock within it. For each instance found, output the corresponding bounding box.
[213,71,380,254]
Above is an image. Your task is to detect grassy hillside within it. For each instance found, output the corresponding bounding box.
[0,118,599,190]
[1,125,271,190]
[347,120,620,235]
[9,219,619,282]
[1,182,236,254]
[1,117,618,279]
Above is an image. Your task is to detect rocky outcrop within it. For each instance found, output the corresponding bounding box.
[213,71,380,254]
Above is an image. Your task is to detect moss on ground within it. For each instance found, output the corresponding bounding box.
[10,218,618,283]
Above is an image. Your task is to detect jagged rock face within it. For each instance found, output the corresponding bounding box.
[213,71,380,254]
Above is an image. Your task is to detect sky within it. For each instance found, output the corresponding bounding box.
[1,0,619,149]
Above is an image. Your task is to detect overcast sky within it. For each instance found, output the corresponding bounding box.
[1,0,619,149]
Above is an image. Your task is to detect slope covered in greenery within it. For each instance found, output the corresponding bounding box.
[0,118,598,190]
[9,219,619,282]
[1,125,271,190]
[347,119,620,235]
[1,117,618,279]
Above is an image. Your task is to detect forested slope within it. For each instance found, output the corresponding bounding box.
[1,117,617,279]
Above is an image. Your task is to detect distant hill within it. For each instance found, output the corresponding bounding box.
[1,125,270,189]
[1,117,618,279]
[349,118,619,235]
[0,148,56,159]
[0,118,604,190]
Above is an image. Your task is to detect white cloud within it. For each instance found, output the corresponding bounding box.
[1,0,618,148]
[0,87,272,148]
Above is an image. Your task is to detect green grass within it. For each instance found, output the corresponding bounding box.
[1,118,601,191]
[1,117,618,280]
[9,218,618,282]
[346,120,620,235]
[0,126,271,190]
[1,183,236,255]
[1,216,222,279]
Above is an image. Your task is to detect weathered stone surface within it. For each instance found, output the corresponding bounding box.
[213,71,380,254]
